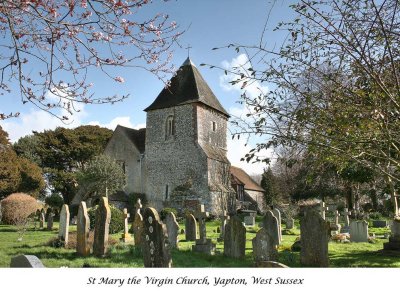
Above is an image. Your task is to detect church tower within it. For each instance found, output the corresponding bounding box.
[144,58,235,214]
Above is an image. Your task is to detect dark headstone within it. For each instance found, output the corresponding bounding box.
[10,255,45,268]
[142,207,172,267]
[383,220,400,251]
[224,216,246,259]
[372,220,388,228]
[93,197,111,257]
[46,210,54,231]
[300,209,330,267]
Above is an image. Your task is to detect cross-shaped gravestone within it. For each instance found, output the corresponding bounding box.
[342,208,351,226]
[194,204,209,244]
[320,202,329,220]
[218,211,230,241]
[192,204,216,255]
[120,208,132,243]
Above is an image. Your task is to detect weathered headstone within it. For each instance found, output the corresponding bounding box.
[252,227,278,263]
[120,208,132,243]
[243,210,256,226]
[272,209,282,242]
[262,211,280,245]
[164,212,179,248]
[192,204,216,255]
[350,221,369,242]
[218,211,229,241]
[142,207,172,267]
[319,202,329,220]
[77,201,90,256]
[10,255,45,268]
[58,204,70,246]
[93,197,111,257]
[286,218,294,229]
[372,220,388,228]
[46,210,54,231]
[132,199,144,246]
[224,216,246,259]
[39,209,45,228]
[330,210,341,234]
[383,220,400,251]
[300,209,330,267]
[185,213,197,241]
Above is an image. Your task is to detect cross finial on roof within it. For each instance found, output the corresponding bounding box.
[186,44,192,58]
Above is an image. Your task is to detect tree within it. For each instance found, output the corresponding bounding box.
[0,126,45,199]
[77,154,126,200]
[209,0,400,216]
[0,0,181,120]
[14,125,113,203]
[260,167,279,206]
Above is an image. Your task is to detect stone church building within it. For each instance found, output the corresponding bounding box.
[103,58,265,215]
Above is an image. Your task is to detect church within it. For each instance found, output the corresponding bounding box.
[102,58,266,215]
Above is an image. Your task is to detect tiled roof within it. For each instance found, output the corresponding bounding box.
[230,166,264,192]
[144,57,229,117]
[116,125,146,153]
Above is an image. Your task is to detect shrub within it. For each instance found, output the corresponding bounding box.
[0,193,39,240]
[88,204,124,234]
[160,207,177,220]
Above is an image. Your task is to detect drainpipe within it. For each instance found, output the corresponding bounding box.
[139,153,145,194]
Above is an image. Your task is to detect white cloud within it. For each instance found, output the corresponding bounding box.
[221,54,273,175]
[88,117,145,130]
[220,53,268,99]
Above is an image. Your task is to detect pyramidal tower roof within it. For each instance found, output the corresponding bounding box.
[144,57,229,117]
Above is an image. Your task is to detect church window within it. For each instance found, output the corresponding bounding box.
[117,160,126,174]
[212,121,217,132]
[166,115,175,138]
[165,185,169,200]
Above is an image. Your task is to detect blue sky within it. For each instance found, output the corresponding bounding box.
[0,0,295,175]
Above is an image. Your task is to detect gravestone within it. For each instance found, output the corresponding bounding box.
[164,212,179,248]
[372,220,388,228]
[71,216,77,225]
[319,202,329,220]
[58,204,70,246]
[330,210,341,234]
[243,210,256,226]
[185,213,197,241]
[300,209,330,267]
[77,201,90,256]
[132,199,144,246]
[252,227,278,263]
[192,204,216,255]
[39,209,45,228]
[218,211,230,241]
[10,255,45,268]
[383,220,400,251]
[272,209,282,242]
[341,208,351,233]
[93,197,111,257]
[224,216,246,259]
[350,221,369,242]
[142,207,172,267]
[286,218,294,229]
[120,208,132,243]
[46,210,54,231]
[262,211,280,245]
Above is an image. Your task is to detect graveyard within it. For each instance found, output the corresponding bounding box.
[0,202,399,268]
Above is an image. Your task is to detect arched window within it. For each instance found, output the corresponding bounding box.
[165,115,175,138]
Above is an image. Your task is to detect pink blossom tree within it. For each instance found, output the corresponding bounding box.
[0,0,181,120]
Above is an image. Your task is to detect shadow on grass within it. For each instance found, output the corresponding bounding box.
[330,249,400,267]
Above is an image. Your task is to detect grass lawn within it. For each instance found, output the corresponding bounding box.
[0,219,398,268]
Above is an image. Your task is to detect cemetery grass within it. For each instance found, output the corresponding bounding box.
[0,222,398,268]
